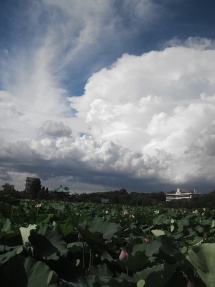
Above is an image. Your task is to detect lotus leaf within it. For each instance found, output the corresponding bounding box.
[0,256,56,287]
[88,217,119,240]
[187,243,215,287]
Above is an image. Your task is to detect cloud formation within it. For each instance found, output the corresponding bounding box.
[71,40,215,151]
[70,40,215,190]
[40,120,72,137]
[0,0,215,192]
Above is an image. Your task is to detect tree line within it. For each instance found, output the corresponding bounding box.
[1,183,215,209]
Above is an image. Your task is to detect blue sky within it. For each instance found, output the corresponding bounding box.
[0,0,215,193]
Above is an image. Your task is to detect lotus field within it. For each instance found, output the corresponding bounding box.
[0,195,215,287]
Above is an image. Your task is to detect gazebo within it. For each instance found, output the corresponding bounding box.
[53,185,69,197]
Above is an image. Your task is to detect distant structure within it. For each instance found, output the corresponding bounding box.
[53,185,70,197]
[101,198,110,204]
[166,188,201,201]
[25,177,40,193]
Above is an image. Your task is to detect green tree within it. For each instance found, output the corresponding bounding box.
[1,183,15,193]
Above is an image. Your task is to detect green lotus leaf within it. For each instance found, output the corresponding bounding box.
[137,279,145,287]
[187,243,215,287]
[24,257,57,287]
[0,256,56,287]
[0,219,21,241]
[20,224,37,246]
[135,263,177,287]
[88,263,112,279]
[67,242,84,252]
[29,224,68,259]
[107,279,136,287]
[87,217,119,240]
[43,214,55,224]
[1,219,11,233]
[101,250,114,261]
[176,221,184,233]
[58,222,74,237]
[47,270,59,285]
[153,214,171,225]
[132,241,161,257]
[195,225,204,233]
[0,245,23,265]
[69,265,135,287]
[157,235,179,256]
[125,251,148,273]
[151,229,165,237]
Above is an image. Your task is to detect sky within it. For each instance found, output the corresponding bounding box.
[0,0,215,193]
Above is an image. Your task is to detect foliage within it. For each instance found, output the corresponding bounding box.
[0,196,215,286]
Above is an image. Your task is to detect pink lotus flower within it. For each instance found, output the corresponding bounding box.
[144,237,150,243]
[123,211,129,217]
[187,280,194,287]
[119,247,128,262]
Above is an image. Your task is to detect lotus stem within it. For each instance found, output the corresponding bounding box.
[82,241,85,269]
[89,248,92,268]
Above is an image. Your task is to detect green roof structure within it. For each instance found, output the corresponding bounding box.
[54,185,69,193]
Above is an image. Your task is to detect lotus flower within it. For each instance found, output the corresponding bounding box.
[35,203,41,208]
[123,210,129,217]
[119,247,128,262]
[144,237,150,243]
[187,280,194,287]
[78,232,83,241]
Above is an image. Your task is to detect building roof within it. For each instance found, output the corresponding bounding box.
[54,186,69,193]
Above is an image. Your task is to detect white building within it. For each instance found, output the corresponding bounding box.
[166,188,200,201]
[101,198,110,204]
